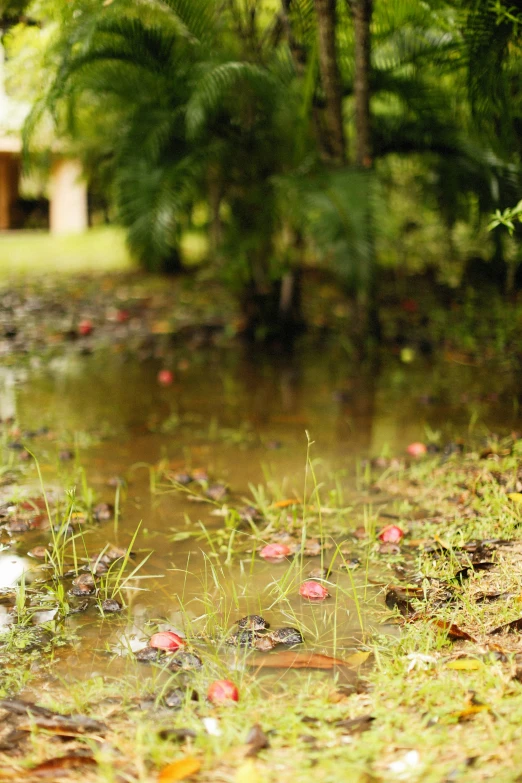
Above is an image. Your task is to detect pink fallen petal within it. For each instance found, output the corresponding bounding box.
[208,680,239,704]
[299,580,329,601]
[259,543,291,561]
[157,369,174,386]
[407,442,427,457]
[149,631,185,651]
[78,319,93,336]
[378,524,404,544]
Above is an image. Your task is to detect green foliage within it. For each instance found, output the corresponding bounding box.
[8,0,522,332]
[489,200,522,235]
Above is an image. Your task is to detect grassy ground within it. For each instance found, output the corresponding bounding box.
[0,227,131,277]
[3,439,522,781]
[0,228,208,279]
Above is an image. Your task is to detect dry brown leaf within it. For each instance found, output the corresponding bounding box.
[490,617,522,635]
[28,754,96,777]
[158,757,201,782]
[430,619,476,642]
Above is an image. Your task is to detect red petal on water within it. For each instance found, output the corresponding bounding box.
[149,631,185,651]
[259,543,291,561]
[299,581,329,601]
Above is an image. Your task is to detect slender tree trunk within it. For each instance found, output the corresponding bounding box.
[351,0,379,344]
[351,0,372,167]
[313,0,346,164]
[208,165,223,258]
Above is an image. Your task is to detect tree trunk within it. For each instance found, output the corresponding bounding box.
[351,0,372,167]
[313,0,346,164]
[208,166,223,258]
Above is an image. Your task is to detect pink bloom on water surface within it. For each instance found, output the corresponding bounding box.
[157,369,174,386]
[208,680,239,704]
[299,580,329,601]
[149,631,185,651]
[259,543,291,561]
[378,524,404,544]
[406,442,427,457]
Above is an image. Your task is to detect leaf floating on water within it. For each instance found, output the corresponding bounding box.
[251,651,350,669]
[158,757,201,782]
[446,659,482,670]
[490,616,522,635]
[343,651,371,668]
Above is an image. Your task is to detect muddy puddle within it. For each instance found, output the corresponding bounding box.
[0,347,520,686]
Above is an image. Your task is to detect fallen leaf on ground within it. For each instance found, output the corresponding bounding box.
[235,760,263,783]
[251,651,350,669]
[451,692,490,722]
[490,616,522,635]
[446,659,482,670]
[385,588,418,617]
[452,703,490,721]
[158,757,201,782]
[28,753,96,776]
[244,724,270,757]
[333,714,374,734]
[430,619,476,642]
[454,562,496,581]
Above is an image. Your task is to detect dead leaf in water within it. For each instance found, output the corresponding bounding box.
[251,651,350,669]
[344,651,371,667]
[158,757,201,782]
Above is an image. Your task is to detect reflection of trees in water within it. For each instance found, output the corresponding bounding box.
[335,370,376,456]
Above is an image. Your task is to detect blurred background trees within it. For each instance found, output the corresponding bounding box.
[3,0,522,339]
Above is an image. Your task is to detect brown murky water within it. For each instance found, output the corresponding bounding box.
[0,347,520,681]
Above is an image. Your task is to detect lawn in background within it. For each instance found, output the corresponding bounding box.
[0,227,131,278]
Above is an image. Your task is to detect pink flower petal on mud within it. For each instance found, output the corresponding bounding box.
[407,442,427,457]
[378,524,404,544]
[208,680,239,704]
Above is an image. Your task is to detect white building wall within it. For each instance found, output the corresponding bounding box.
[49,158,88,235]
